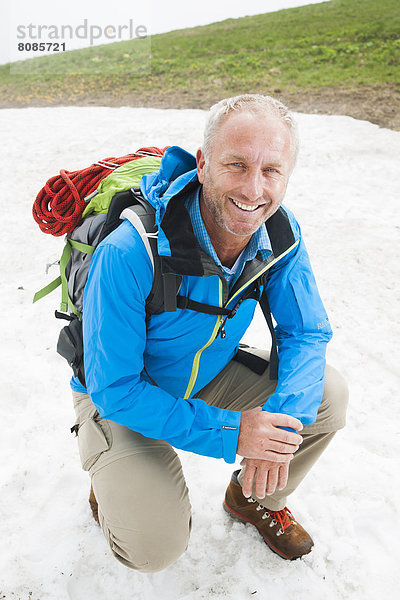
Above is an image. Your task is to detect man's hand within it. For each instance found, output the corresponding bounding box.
[237,406,303,461]
[240,457,290,498]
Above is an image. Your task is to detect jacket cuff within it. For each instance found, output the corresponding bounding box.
[219,410,241,464]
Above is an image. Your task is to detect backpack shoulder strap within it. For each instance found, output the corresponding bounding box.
[109,188,182,315]
[259,288,279,380]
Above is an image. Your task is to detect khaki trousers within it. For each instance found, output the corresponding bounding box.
[72,351,348,573]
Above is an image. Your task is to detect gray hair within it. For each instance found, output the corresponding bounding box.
[202,94,299,168]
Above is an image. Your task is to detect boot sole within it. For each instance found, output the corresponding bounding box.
[223,499,300,561]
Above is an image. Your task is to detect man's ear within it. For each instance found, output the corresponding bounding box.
[196,148,206,184]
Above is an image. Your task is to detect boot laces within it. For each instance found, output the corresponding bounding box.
[247,498,295,533]
[266,507,295,533]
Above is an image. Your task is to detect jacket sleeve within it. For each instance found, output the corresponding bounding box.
[82,225,240,463]
[262,211,332,425]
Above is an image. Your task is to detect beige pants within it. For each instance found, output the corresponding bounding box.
[72,351,348,572]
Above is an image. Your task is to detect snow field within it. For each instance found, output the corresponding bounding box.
[0,106,399,599]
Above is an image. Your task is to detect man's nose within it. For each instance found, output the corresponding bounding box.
[241,170,264,202]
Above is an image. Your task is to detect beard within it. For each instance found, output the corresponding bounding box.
[201,169,278,239]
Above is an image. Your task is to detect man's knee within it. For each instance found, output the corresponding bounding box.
[106,516,192,573]
[324,363,349,428]
[94,459,192,573]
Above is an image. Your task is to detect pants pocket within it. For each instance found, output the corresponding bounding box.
[76,416,112,471]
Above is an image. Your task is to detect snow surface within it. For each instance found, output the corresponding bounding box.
[0,106,399,599]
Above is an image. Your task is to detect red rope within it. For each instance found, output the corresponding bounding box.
[32,146,167,236]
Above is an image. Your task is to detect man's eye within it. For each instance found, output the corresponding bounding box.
[265,167,277,173]
[231,162,244,168]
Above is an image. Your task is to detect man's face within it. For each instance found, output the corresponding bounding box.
[197,109,293,242]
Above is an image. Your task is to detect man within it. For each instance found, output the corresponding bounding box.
[71,94,348,571]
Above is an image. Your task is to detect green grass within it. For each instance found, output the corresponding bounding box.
[0,0,398,104]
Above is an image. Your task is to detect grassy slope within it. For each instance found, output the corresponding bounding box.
[0,0,398,110]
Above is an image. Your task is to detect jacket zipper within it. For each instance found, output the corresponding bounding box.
[182,239,299,399]
[183,278,224,399]
[225,240,299,309]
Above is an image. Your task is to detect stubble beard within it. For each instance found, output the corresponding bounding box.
[201,178,277,238]
[201,180,236,235]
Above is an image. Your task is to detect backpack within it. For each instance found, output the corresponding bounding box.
[33,148,277,388]
[32,148,187,385]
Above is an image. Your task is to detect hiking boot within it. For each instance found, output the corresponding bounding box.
[223,470,313,560]
[89,485,100,525]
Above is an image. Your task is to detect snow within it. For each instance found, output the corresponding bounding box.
[0,106,399,599]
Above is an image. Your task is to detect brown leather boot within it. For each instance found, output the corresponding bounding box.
[88,486,100,525]
[223,470,313,560]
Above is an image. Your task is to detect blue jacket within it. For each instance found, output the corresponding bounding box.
[73,146,332,464]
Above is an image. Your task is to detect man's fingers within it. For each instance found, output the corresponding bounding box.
[237,408,303,459]
[270,412,303,432]
[277,462,290,491]
[270,428,303,446]
[264,450,294,463]
[241,458,290,501]
[266,439,300,455]
[266,467,279,496]
[242,464,256,498]
[255,465,269,499]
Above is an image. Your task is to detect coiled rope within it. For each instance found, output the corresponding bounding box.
[32,147,167,236]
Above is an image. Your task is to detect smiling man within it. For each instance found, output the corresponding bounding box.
[71,94,348,571]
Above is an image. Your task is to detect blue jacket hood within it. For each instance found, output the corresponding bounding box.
[140,146,197,219]
[140,146,198,258]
